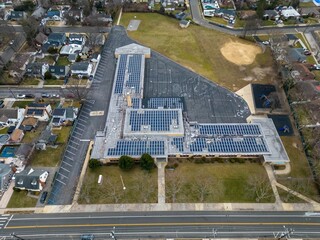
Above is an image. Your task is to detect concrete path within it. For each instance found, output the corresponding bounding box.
[264,164,282,204]
[276,182,319,205]
[0,181,14,209]
[156,162,167,204]
[274,162,291,175]
[304,32,320,64]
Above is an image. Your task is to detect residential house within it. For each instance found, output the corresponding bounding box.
[10,11,26,20]
[15,168,49,191]
[36,126,57,150]
[68,53,78,63]
[25,63,49,78]
[300,7,320,18]
[70,62,93,77]
[45,9,61,21]
[215,9,236,20]
[0,163,12,191]
[263,10,280,20]
[280,6,300,19]
[20,117,38,131]
[84,13,112,26]
[287,48,307,63]
[31,7,46,20]
[48,65,70,79]
[175,11,186,20]
[65,8,83,22]
[68,33,86,46]
[14,143,34,166]
[286,34,299,46]
[34,32,48,49]
[42,33,67,52]
[25,103,52,121]
[0,108,25,126]
[51,107,77,127]
[90,53,100,63]
[10,129,24,143]
[179,20,190,28]
[59,44,82,55]
[291,63,315,81]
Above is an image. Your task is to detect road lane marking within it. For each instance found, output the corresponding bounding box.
[6,222,320,229]
[4,215,13,229]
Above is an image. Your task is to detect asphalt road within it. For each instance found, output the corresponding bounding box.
[0,88,63,98]
[189,0,320,35]
[1,211,320,239]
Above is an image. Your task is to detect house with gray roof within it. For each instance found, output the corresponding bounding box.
[25,63,49,78]
[36,126,57,150]
[70,62,93,77]
[0,108,25,126]
[14,143,35,166]
[0,163,12,191]
[31,7,46,20]
[48,65,70,79]
[287,48,307,63]
[15,168,49,191]
[10,11,26,20]
[51,107,77,127]
[34,32,48,48]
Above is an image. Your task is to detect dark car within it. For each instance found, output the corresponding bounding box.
[7,126,16,134]
[40,191,48,204]
[304,50,312,56]
[25,94,35,98]
[0,100,4,108]
[41,93,50,98]
[81,234,95,240]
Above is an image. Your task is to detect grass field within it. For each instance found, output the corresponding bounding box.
[20,78,39,85]
[56,56,70,66]
[0,128,8,134]
[79,165,158,204]
[165,161,274,203]
[12,100,33,108]
[22,122,47,144]
[277,136,319,201]
[120,13,276,91]
[7,191,38,208]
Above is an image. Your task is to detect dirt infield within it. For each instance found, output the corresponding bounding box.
[220,41,262,66]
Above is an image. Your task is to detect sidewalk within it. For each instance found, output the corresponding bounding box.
[0,181,14,209]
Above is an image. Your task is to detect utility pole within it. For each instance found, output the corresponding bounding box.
[110,226,116,240]
[11,233,24,240]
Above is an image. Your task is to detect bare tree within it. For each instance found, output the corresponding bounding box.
[79,176,94,203]
[134,171,157,203]
[62,82,91,101]
[191,174,224,202]
[246,175,273,202]
[166,170,185,203]
[102,176,125,203]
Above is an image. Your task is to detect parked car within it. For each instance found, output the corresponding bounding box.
[16,94,25,99]
[81,234,95,240]
[304,50,312,56]
[40,191,48,204]
[0,100,4,108]
[25,94,35,98]
[41,93,50,98]
[52,94,60,98]
[7,126,16,134]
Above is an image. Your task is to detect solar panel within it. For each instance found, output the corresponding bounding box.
[171,137,184,152]
[126,55,142,93]
[188,136,268,153]
[129,110,180,132]
[107,140,165,156]
[114,54,128,94]
[132,98,140,109]
[145,98,184,110]
[198,124,262,136]
[26,109,44,116]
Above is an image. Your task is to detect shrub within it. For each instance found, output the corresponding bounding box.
[119,155,134,170]
[88,159,101,169]
[47,47,58,54]
[44,71,52,80]
[140,153,155,171]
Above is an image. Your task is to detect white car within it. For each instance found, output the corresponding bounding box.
[16,94,25,99]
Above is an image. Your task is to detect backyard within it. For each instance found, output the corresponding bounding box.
[120,13,276,91]
[79,165,158,204]
[165,160,274,203]
[6,190,38,208]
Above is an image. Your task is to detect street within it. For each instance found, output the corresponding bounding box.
[1,211,320,239]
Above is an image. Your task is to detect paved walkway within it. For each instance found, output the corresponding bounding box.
[0,181,14,209]
[156,162,167,204]
[264,164,282,204]
[305,32,320,64]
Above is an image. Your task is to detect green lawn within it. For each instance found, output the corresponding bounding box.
[277,136,319,202]
[165,161,274,203]
[277,187,307,203]
[79,165,158,204]
[35,55,56,65]
[0,127,8,134]
[44,79,65,85]
[22,122,47,144]
[20,78,40,85]
[56,56,70,66]
[120,13,275,91]
[7,190,38,208]
[12,100,33,108]
[52,126,71,143]
[30,146,65,167]
[299,1,316,7]
[62,100,82,108]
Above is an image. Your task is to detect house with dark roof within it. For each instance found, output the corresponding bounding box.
[31,7,46,20]
[300,7,320,17]
[45,9,61,20]
[51,107,77,127]
[263,10,280,20]
[14,143,34,166]
[36,126,57,150]
[42,33,67,52]
[0,163,12,191]
[70,62,93,77]
[68,33,86,46]
[65,8,83,22]
[25,63,49,78]
[34,32,48,48]
[0,108,25,126]
[287,48,307,63]
[48,65,70,79]
[286,34,299,46]
[68,53,78,63]
[25,103,52,121]
[10,11,26,20]
[15,168,49,191]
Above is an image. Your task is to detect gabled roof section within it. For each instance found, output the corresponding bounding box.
[115,43,150,58]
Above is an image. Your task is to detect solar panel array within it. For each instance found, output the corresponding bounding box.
[146,98,184,110]
[26,109,44,116]
[171,137,184,152]
[132,98,141,109]
[129,110,180,132]
[199,124,261,136]
[114,54,127,94]
[189,137,268,153]
[107,140,165,156]
[126,55,142,93]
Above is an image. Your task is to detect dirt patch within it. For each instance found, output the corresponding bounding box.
[220,41,262,66]
[251,67,274,79]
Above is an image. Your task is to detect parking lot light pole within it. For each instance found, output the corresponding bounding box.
[120,175,126,190]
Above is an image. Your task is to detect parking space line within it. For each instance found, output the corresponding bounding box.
[69,145,77,150]
[81,115,89,119]
[61,167,70,173]
[66,150,76,155]
[74,128,84,133]
[63,161,72,167]
[70,140,79,146]
[77,122,86,128]
[58,172,68,179]
[65,156,73,161]
[78,118,87,123]
[56,179,66,185]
